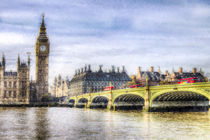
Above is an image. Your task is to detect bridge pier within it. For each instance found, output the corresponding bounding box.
[87,96,91,108]
[107,99,113,110]
[143,80,150,112]
[107,91,113,110]
[74,96,78,108]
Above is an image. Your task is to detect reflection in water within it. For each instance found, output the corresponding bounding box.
[34,108,50,140]
[0,108,209,140]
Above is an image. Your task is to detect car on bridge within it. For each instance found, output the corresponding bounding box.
[104,86,114,91]
[129,84,141,88]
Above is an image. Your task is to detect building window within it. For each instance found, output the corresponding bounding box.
[4,82,7,88]
[4,91,6,98]
[22,91,26,97]
[9,82,12,88]
[14,91,16,98]
[9,91,11,97]
[13,82,16,88]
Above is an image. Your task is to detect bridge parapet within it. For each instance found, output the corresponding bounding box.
[149,82,210,90]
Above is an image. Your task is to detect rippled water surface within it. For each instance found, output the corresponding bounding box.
[0,107,209,140]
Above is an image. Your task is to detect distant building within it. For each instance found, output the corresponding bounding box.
[136,66,205,85]
[51,75,70,98]
[69,65,131,96]
[170,67,205,82]
[136,66,163,86]
[0,14,51,104]
[0,54,30,104]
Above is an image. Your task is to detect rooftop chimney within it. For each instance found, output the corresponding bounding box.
[150,66,154,73]
[192,68,197,74]
[178,67,183,74]
[84,65,87,72]
[88,65,91,72]
[165,70,169,76]
[199,68,203,75]
[158,66,161,73]
[137,66,141,79]
[117,67,120,73]
[111,65,115,73]
[98,65,103,72]
[122,66,125,73]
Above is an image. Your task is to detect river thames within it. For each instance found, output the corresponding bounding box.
[0,107,209,140]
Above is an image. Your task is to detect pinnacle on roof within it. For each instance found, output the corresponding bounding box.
[2,53,5,66]
[38,13,48,42]
[17,54,20,67]
[40,13,46,33]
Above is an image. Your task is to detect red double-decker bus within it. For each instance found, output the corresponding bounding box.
[178,77,198,84]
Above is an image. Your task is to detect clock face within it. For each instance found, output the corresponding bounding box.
[40,45,46,52]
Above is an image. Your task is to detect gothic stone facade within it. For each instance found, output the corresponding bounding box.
[0,55,30,104]
[69,65,131,96]
[51,75,70,98]
[0,15,50,104]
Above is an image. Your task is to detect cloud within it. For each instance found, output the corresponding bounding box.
[0,32,33,46]
[1,0,210,84]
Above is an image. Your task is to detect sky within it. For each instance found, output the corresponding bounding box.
[1,0,210,84]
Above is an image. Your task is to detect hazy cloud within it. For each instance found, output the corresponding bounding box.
[0,0,210,84]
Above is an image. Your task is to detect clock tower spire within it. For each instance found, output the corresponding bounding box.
[35,14,50,101]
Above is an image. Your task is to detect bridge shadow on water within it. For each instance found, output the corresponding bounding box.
[71,105,209,112]
[149,106,209,112]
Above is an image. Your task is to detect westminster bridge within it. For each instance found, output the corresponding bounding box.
[68,82,210,111]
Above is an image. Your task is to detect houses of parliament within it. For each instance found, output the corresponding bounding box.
[0,15,50,104]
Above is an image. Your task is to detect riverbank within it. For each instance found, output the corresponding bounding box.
[0,103,69,107]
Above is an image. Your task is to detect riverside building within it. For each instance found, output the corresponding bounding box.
[69,65,131,96]
[136,66,205,85]
[0,14,50,104]
[136,66,164,86]
[0,54,30,104]
[51,75,70,98]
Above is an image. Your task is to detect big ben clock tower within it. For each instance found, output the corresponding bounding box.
[35,14,50,101]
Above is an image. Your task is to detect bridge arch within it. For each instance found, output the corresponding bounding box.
[150,89,210,104]
[78,98,88,103]
[69,99,75,103]
[68,99,75,107]
[150,89,209,111]
[90,96,109,108]
[76,98,88,108]
[113,92,145,102]
[113,94,145,110]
